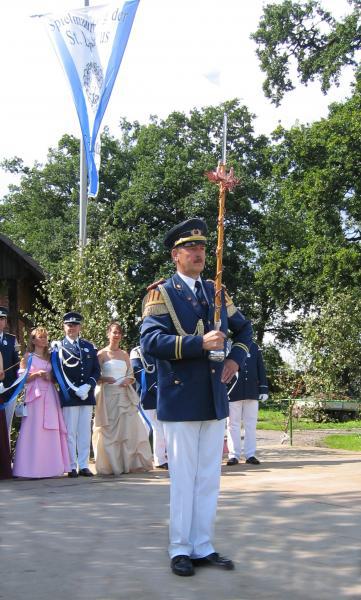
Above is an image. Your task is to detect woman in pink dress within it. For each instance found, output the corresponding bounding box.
[13,327,70,478]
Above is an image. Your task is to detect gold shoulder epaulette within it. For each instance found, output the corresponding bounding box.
[206,280,237,316]
[142,288,169,318]
[146,278,166,292]
[224,289,237,317]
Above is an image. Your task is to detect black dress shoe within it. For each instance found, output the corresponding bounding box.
[192,552,234,570]
[78,468,94,477]
[226,458,239,466]
[245,456,260,465]
[170,555,195,576]
[156,463,168,470]
[68,469,78,478]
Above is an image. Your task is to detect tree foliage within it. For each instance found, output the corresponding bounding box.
[2,92,361,388]
[2,101,287,344]
[263,80,361,319]
[27,234,139,350]
[297,290,361,397]
[252,0,361,105]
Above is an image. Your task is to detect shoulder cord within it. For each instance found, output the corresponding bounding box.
[158,285,204,337]
[133,345,155,374]
[52,342,81,393]
[59,344,82,368]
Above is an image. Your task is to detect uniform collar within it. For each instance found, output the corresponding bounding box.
[176,272,202,295]
[65,335,79,345]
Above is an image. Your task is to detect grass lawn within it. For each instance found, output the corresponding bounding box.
[257,407,361,431]
[323,434,361,451]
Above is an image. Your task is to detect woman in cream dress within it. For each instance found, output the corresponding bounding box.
[93,322,152,475]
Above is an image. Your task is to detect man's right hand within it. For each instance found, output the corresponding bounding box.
[202,330,226,351]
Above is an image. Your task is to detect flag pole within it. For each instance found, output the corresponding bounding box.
[206,113,239,361]
[79,0,90,252]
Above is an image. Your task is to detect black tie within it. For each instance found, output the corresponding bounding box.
[195,281,206,305]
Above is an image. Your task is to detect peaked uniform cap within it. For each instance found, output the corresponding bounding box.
[0,306,8,317]
[63,311,83,324]
[164,218,208,249]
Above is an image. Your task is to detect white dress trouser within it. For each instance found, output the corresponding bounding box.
[62,405,93,470]
[163,419,226,559]
[227,399,259,460]
[144,408,167,466]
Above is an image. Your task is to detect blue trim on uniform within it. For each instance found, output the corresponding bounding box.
[0,354,33,410]
[51,350,71,403]
[137,401,153,433]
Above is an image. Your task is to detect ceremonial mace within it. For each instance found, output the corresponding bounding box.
[206,114,240,362]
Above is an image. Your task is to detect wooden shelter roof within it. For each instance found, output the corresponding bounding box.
[0,233,44,280]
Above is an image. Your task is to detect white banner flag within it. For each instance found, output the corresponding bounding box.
[37,1,139,197]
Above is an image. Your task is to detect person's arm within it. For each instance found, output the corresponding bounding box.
[130,355,142,390]
[10,342,20,382]
[96,350,115,384]
[119,351,135,387]
[222,292,253,384]
[19,353,43,382]
[141,313,205,361]
[0,351,4,380]
[87,344,101,389]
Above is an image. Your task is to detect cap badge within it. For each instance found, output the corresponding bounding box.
[191,228,201,235]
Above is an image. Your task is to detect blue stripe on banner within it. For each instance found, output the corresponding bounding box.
[50,0,140,197]
[51,31,96,193]
[0,354,33,411]
[51,350,71,403]
[92,0,140,149]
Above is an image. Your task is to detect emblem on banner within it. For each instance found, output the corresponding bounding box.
[83,62,104,111]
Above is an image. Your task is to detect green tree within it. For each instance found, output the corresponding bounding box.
[255,78,361,341]
[28,234,139,350]
[252,0,361,105]
[2,101,285,344]
[297,289,361,397]
[1,136,80,270]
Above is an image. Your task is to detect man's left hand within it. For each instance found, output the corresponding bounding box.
[221,359,239,384]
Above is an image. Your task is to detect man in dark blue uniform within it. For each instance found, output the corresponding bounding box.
[227,341,269,466]
[141,218,253,576]
[130,345,167,469]
[0,306,19,437]
[52,311,100,477]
